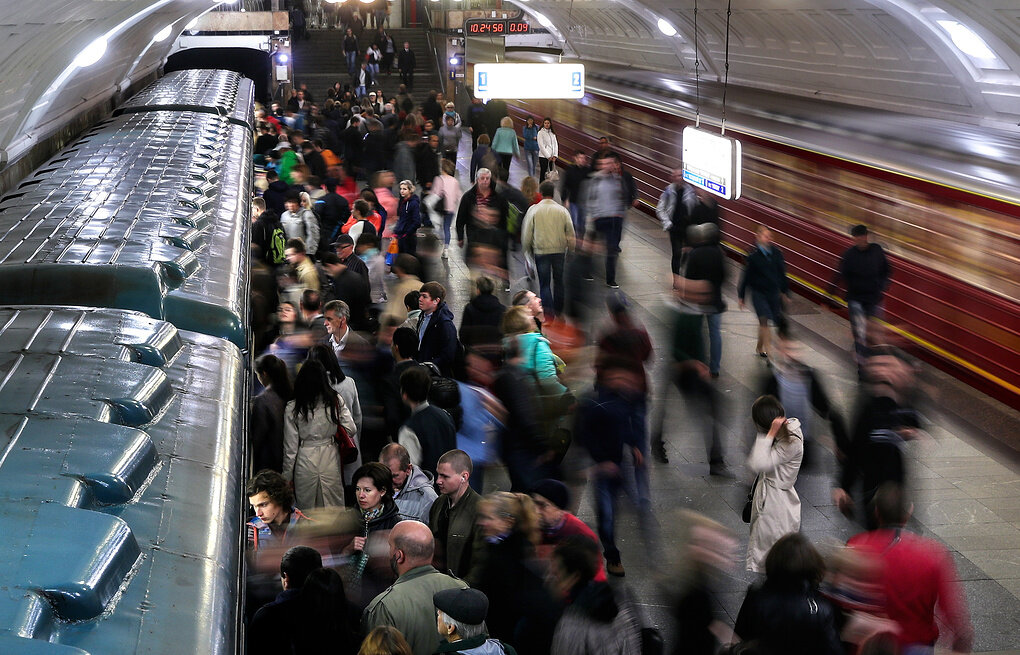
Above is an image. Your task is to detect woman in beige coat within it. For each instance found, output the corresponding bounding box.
[746,394,804,573]
[283,360,357,509]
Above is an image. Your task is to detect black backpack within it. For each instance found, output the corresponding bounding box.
[422,362,462,431]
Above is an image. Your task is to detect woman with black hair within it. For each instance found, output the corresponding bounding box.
[745,394,804,573]
[283,360,357,509]
[294,568,360,654]
[305,345,363,484]
[345,462,401,607]
[251,354,293,473]
[733,533,842,654]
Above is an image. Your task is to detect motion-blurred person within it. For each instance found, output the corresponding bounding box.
[398,366,457,476]
[511,289,545,333]
[414,282,459,376]
[385,254,423,322]
[576,354,656,577]
[456,168,509,275]
[585,152,634,289]
[363,521,468,655]
[470,492,560,653]
[380,442,438,523]
[745,395,804,573]
[733,533,842,654]
[247,469,312,553]
[560,152,591,239]
[833,347,923,528]
[455,351,506,491]
[382,327,421,439]
[684,222,727,378]
[529,479,607,582]
[434,587,519,655]
[656,167,696,275]
[438,115,462,166]
[322,253,373,332]
[394,180,421,256]
[429,159,462,259]
[284,238,320,302]
[664,512,739,655]
[345,462,401,605]
[522,181,575,319]
[847,483,973,653]
[359,626,413,655]
[317,179,352,253]
[248,548,360,655]
[283,360,357,509]
[356,232,388,308]
[459,276,506,350]
[306,345,364,483]
[737,225,791,360]
[830,224,892,373]
[596,292,652,408]
[429,449,484,578]
[282,195,321,257]
[251,354,293,473]
[549,537,642,655]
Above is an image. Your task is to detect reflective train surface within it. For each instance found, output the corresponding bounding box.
[0,69,252,654]
[506,69,1020,408]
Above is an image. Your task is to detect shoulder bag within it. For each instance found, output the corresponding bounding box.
[333,399,359,464]
[742,473,761,523]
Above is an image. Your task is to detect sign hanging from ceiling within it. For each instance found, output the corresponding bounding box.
[474,63,585,100]
[681,127,742,200]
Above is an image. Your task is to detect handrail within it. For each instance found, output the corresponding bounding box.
[422,4,447,89]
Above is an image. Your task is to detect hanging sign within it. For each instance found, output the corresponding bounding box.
[681,127,742,200]
[474,63,584,99]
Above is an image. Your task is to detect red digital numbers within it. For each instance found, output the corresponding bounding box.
[508,21,530,33]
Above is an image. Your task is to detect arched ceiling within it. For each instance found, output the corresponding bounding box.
[507,0,1020,125]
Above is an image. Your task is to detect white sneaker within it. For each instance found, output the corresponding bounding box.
[442,245,448,259]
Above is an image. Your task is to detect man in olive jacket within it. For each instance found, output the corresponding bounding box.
[363,521,467,655]
[428,449,485,580]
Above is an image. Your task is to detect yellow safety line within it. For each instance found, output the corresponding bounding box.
[720,241,1020,396]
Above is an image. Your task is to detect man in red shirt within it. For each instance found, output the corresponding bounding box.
[847,484,973,653]
[530,479,607,581]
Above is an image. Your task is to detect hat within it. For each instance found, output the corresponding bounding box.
[434,588,489,626]
[369,92,377,97]
[332,234,355,248]
[530,479,569,510]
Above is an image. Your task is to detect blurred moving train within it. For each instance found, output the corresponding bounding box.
[0,69,252,654]
[508,80,1020,410]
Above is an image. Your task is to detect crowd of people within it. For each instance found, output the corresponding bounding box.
[242,56,975,653]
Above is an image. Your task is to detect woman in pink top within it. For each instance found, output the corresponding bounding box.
[371,170,399,238]
[430,158,463,259]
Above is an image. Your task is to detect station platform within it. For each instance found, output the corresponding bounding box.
[432,134,1020,653]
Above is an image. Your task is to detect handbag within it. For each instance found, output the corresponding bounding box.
[742,473,761,523]
[333,399,359,464]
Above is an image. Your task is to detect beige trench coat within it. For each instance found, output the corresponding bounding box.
[746,417,804,572]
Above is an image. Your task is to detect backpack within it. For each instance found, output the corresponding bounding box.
[422,362,463,431]
[268,224,287,265]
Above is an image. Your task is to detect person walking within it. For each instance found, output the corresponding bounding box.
[343,28,360,76]
[656,167,697,276]
[737,225,791,360]
[536,118,559,183]
[745,395,804,573]
[490,117,520,174]
[830,224,892,372]
[398,41,416,90]
[585,152,630,288]
[430,159,462,259]
[521,117,540,179]
[521,181,575,319]
[559,152,590,239]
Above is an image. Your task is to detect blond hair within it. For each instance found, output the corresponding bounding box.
[479,491,540,546]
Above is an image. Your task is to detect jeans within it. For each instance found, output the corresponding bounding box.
[535,252,566,318]
[568,203,586,238]
[441,211,454,245]
[848,299,882,366]
[524,150,539,178]
[594,216,623,285]
[368,62,379,78]
[345,51,357,75]
[707,312,722,375]
[356,85,366,97]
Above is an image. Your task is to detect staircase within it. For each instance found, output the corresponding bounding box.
[291,27,443,108]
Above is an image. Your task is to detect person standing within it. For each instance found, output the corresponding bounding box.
[429,449,484,579]
[343,28,360,76]
[521,181,575,320]
[830,224,891,370]
[737,225,791,360]
[656,168,697,276]
[398,41,416,90]
[536,118,559,182]
[585,152,630,289]
[414,282,459,376]
[394,180,421,256]
[745,395,803,573]
[521,117,540,178]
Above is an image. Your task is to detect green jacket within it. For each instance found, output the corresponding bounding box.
[435,634,518,654]
[363,565,467,655]
[429,486,485,580]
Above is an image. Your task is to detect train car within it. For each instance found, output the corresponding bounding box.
[507,87,1020,408]
[0,69,254,653]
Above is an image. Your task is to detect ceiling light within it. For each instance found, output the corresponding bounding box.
[533,11,553,29]
[936,20,997,60]
[74,37,108,68]
[153,24,173,42]
[186,17,199,29]
[657,18,677,37]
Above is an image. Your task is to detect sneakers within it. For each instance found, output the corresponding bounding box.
[606,561,626,577]
[441,245,448,259]
[606,282,620,289]
[582,274,594,281]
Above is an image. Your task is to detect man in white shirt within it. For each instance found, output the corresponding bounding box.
[323,299,367,365]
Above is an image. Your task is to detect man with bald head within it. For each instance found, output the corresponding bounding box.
[362,521,468,655]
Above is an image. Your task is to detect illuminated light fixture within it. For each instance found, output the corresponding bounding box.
[153,24,173,42]
[359,0,374,3]
[449,56,459,66]
[475,63,584,99]
[73,37,108,68]
[936,20,998,60]
[657,18,677,37]
[276,52,290,64]
[324,0,345,3]
[186,17,199,29]
[681,127,742,200]
[532,11,553,29]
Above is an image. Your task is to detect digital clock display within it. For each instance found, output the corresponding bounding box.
[465,19,530,35]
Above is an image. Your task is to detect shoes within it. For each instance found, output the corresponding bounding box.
[582,275,594,281]
[710,371,720,379]
[757,351,768,359]
[606,561,626,577]
[441,245,448,259]
[652,441,669,464]
[709,463,734,478]
[606,282,620,289]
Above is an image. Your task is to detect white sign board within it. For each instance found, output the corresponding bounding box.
[681,127,742,200]
[474,63,584,99]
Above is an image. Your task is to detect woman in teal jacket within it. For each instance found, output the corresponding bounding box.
[491,116,521,174]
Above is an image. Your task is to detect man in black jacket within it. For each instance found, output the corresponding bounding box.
[736,225,790,360]
[830,224,891,370]
[560,151,591,239]
[414,281,459,376]
[247,546,323,655]
[398,366,457,476]
[684,223,726,377]
[262,170,292,215]
[314,179,351,255]
[382,327,423,439]
[397,41,416,89]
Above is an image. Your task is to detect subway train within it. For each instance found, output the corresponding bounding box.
[506,74,1020,409]
[0,69,252,654]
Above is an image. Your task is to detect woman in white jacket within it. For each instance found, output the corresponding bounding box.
[537,117,559,183]
[746,394,804,573]
[283,360,357,509]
